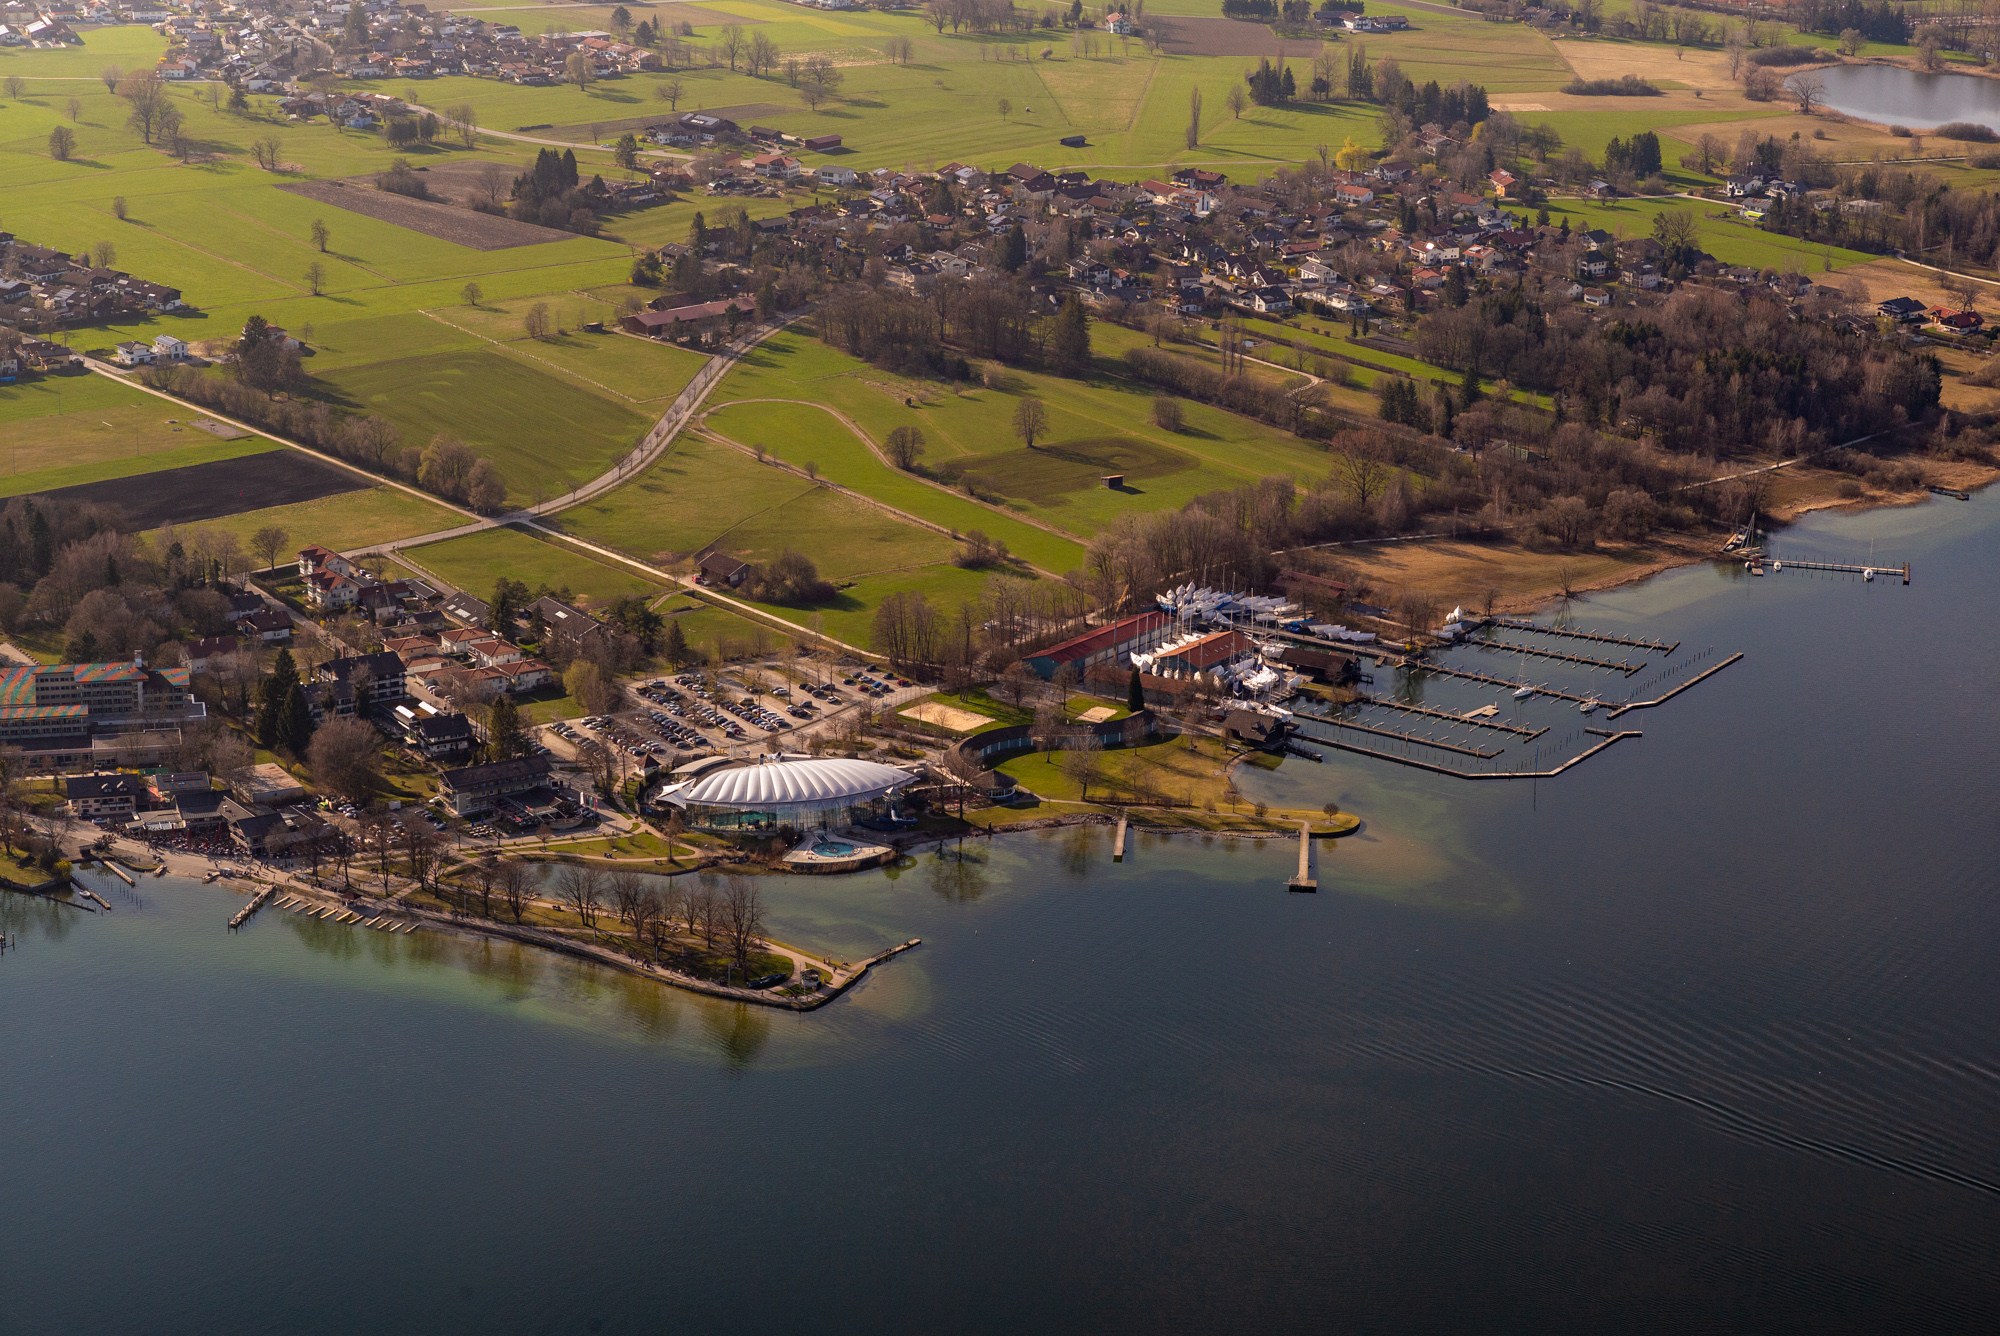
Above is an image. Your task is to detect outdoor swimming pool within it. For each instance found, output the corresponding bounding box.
[813,840,856,858]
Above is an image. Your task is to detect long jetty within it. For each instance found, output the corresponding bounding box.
[1771,558,1910,584]
[1394,659,1597,705]
[1295,715,1501,760]
[1467,636,1642,675]
[1606,652,1744,718]
[1289,821,1315,892]
[1354,694,1547,738]
[1315,728,1643,780]
[1487,618,1679,654]
[1113,814,1128,862]
[228,884,276,930]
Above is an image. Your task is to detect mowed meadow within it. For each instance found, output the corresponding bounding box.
[1,5,1894,647]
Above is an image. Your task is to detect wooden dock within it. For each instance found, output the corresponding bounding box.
[1113,814,1128,862]
[228,884,275,930]
[1316,728,1644,781]
[1296,714,1502,760]
[1394,660,1597,705]
[1768,558,1910,584]
[1487,618,1679,654]
[95,859,135,887]
[1606,652,1744,718]
[1288,822,1316,892]
[1468,636,1643,675]
[1354,694,1546,738]
[76,886,114,911]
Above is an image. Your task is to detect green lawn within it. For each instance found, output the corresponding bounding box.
[695,396,1087,572]
[319,347,653,505]
[0,373,280,497]
[1541,197,1877,271]
[707,330,1340,540]
[407,524,665,605]
[157,484,462,554]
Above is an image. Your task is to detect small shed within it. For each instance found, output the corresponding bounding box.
[1102,473,1125,490]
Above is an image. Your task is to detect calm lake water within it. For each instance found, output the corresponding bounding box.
[5,495,2000,1334]
[1807,62,2000,133]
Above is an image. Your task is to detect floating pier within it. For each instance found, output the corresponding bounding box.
[1468,636,1642,675]
[97,860,135,887]
[1296,714,1502,760]
[1606,652,1744,718]
[1486,618,1678,654]
[76,886,114,911]
[1354,694,1547,739]
[228,884,275,930]
[1288,822,1316,892]
[1767,558,1910,584]
[1393,660,1597,705]
[1113,814,1128,862]
[1316,728,1643,780]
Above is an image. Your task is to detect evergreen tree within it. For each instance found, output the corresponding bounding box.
[277,681,315,756]
[1127,667,1145,714]
[258,648,299,749]
[1049,296,1091,376]
[998,222,1028,272]
[487,692,526,760]
[662,618,691,668]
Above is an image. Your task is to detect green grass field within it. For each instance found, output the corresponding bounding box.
[0,373,280,497]
[704,331,1340,539]
[407,524,665,604]
[157,484,462,554]
[321,347,653,504]
[1540,197,1877,271]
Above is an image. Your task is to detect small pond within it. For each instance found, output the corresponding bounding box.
[1802,62,2000,133]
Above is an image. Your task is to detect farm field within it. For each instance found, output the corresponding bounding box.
[0,372,280,497]
[407,524,666,605]
[35,449,366,529]
[322,347,654,505]
[704,331,1338,539]
[156,483,463,555]
[1539,198,1877,271]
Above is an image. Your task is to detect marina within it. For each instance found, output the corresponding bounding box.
[1464,636,1644,675]
[1482,618,1679,654]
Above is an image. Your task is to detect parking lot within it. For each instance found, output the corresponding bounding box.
[536,661,931,773]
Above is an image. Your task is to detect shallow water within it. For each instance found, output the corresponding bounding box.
[3,494,1998,1334]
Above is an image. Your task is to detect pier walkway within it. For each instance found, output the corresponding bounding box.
[1467,636,1643,675]
[1487,618,1679,654]
[1354,694,1546,738]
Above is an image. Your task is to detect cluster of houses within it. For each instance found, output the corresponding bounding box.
[658,141,1966,335]
[62,762,343,858]
[0,1,80,45]
[0,231,186,339]
[151,0,663,89]
[295,540,628,725]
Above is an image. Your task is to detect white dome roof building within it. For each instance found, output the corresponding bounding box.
[654,755,918,828]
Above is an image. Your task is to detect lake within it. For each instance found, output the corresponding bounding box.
[1806,62,2000,133]
[4,494,1999,1334]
